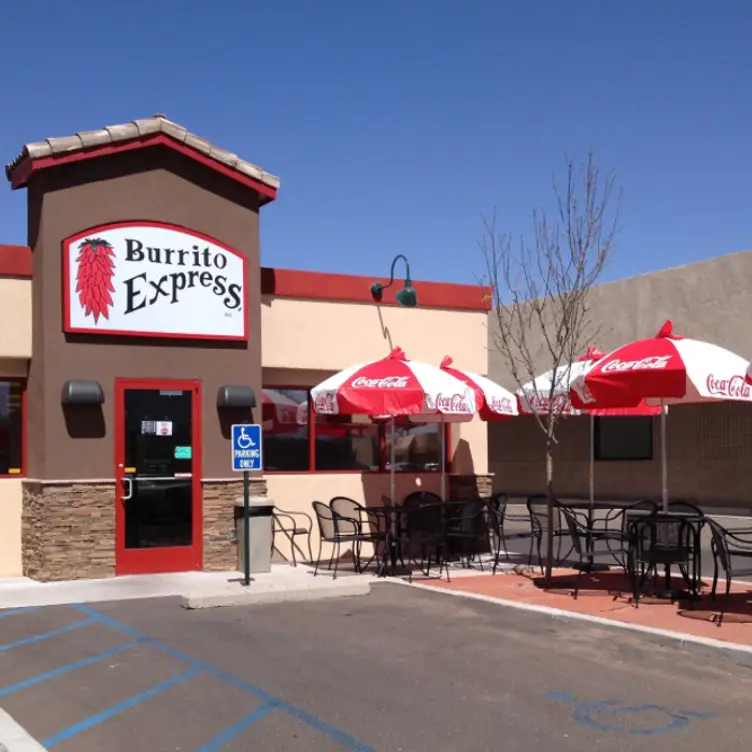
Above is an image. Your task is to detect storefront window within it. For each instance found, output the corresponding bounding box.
[262,386,447,473]
[594,416,653,461]
[385,419,443,472]
[314,415,380,471]
[261,388,310,471]
[0,381,24,476]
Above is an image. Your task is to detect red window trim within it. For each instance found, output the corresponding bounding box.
[0,378,26,479]
[261,385,452,475]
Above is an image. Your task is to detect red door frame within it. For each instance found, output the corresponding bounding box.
[114,378,203,575]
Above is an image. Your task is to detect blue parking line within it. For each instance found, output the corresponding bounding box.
[74,604,375,752]
[0,641,140,697]
[195,704,274,751]
[0,606,40,619]
[0,617,97,652]
[42,668,200,748]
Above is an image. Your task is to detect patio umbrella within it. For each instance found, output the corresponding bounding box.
[570,320,752,511]
[311,347,476,504]
[417,356,519,498]
[518,346,660,506]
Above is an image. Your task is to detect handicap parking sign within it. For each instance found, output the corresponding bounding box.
[231,424,263,472]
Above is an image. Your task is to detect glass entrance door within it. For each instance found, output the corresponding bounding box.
[114,379,202,575]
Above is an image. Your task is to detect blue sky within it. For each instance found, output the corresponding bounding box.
[1,1,750,285]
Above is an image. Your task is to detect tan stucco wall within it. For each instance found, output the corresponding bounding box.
[262,297,487,373]
[0,480,23,576]
[488,249,752,506]
[0,279,31,359]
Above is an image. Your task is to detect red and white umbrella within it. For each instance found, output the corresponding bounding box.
[439,356,518,420]
[517,346,660,506]
[569,321,752,510]
[570,321,752,408]
[311,347,476,418]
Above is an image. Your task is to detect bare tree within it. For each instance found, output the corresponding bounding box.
[481,153,621,581]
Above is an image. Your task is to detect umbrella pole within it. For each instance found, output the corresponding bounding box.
[440,416,446,501]
[589,414,595,508]
[660,402,669,512]
[390,415,396,510]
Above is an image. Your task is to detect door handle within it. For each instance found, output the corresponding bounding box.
[121,477,133,501]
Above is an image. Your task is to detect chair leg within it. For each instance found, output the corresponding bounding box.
[572,567,582,599]
[313,538,324,577]
[718,573,732,627]
[306,533,314,566]
[536,538,544,574]
[333,540,341,580]
[711,561,719,600]
[290,534,297,567]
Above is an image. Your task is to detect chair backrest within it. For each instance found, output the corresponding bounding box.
[527,494,562,531]
[330,497,363,536]
[403,491,442,508]
[707,519,731,573]
[445,498,487,535]
[486,493,508,533]
[559,507,584,557]
[667,500,704,517]
[311,501,336,540]
[622,500,658,535]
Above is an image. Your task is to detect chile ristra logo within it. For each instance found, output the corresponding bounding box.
[75,237,116,322]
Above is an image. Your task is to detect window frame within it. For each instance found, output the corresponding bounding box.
[593,415,654,462]
[261,385,452,475]
[0,378,27,479]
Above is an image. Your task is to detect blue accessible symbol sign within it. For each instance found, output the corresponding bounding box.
[231,424,263,472]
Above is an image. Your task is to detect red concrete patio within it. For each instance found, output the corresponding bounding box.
[423,568,752,647]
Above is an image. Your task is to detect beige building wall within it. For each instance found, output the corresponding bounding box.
[0,279,32,360]
[0,480,23,576]
[0,279,31,575]
[488,250,752,507]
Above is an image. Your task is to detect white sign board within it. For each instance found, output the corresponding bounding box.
[63,222,247,341]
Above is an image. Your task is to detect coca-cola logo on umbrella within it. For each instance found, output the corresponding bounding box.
[351,376,409,388]
[525,393,578,414]
[434,393,472,413]
[601,355,672,373]
[313,393,337,413]
[489,396,515,414]
[706,374,751,400]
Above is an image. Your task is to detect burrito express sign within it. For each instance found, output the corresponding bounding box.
[62,222,248,340]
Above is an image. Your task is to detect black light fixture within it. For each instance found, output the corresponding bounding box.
[369,254,418,307]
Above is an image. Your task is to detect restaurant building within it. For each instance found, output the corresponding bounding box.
[0,115,491,580]
[488,251,752,508]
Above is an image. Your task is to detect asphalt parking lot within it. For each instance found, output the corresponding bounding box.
[0,583,751,751]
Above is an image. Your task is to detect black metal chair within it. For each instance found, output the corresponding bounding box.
[311,500,362,579]
[527,495,571,571]
[394,495,450,581]
[486,493,537,572]
[272,507,314,567]
[560,505,632,599]
[329,496,386,573]
[707,519,752,627]
[444,498,489,570]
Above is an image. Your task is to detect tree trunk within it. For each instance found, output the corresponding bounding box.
[544,427,555,583]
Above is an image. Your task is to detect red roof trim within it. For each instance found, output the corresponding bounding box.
[0,247,490,311]
[0,245,32,278]
[9,133,278,204]
[261,267,492,311]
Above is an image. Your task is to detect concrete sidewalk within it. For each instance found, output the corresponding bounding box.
[0,566,373,610]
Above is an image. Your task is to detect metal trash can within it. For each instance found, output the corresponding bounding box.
[235,497,274,574]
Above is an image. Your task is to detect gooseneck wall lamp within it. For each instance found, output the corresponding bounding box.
[369,254,418,307]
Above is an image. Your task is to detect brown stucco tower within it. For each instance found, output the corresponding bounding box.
[5,115,278,581]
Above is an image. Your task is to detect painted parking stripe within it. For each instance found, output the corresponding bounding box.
[75,604,375,752]
[42,668,200,748]
[0,641,140,697]
[0,606,40,619]
[0,617,97,652]
[195,704,275,751]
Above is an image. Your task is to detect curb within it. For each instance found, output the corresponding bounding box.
[181,581,372,609]
[0,708,46,751]
[390,579,752,658]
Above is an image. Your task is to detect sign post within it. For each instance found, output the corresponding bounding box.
[231,424,263,586]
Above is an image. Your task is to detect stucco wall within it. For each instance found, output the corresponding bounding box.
[488,250,752,506]
[262,297,488,374]
[0,480,23,576]
[0,279,31,359]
